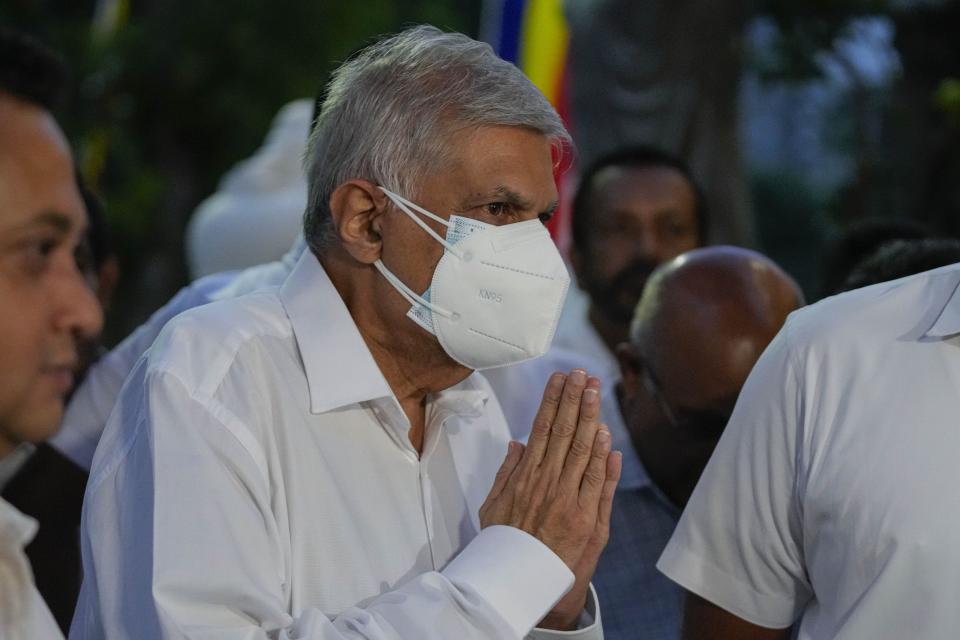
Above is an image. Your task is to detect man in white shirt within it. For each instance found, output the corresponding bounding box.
[0,28,104,639]
[486,146,705,441]
[658,262,960,638]
[72,25,621,640]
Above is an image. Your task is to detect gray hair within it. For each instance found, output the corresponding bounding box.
[303,25,571,253]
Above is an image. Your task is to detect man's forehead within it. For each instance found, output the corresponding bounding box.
[442,126,558,200]
[591,164,694,205]
[0,97,83,230]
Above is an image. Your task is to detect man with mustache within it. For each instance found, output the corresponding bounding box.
[487,145,706,441]
[598,247,803,639]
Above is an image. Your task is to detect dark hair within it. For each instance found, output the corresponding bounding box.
[840,238,960,293]
[0,27,67,110]
[571,145,707,254]
[820,217,935,296]
[76,174,115,272]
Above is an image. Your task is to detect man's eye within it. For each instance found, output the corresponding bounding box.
[21,238,58,276]
[486,202,508,217]
[660,220,692,237]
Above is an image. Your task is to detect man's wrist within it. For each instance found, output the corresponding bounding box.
[538,609,581,631]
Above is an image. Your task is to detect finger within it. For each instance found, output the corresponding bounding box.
[557,380,602,493]
[539,369,589,474]
[597,450,622,528]
[578,425,612,506]
[487,441,525,501]
[522,372,566,467]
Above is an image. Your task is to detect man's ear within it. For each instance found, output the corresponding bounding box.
[328,179,389,264]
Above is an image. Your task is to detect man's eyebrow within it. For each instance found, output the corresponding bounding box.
[10,211,80,236]
[489,185,533,209]
[485,186,558,216]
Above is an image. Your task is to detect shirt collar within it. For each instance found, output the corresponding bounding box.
[431,373,490,420]
[922,270,960,338]
[0,497,37,550]
[279,251,393,413]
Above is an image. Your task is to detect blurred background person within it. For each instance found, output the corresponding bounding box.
[7,74,310,637]
[818,216,935,296]
[486,146,706,440]
[595,246,802,640]
[840,237,960,291]
[1,30,120,637]
[0,27,103,638]
[1,176,117,633]
[185,98,311,279]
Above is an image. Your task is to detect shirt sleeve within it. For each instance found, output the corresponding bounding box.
[656,320,812,629]
[70,367,581,640]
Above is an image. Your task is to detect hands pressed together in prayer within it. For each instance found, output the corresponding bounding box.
[480,369,622,631]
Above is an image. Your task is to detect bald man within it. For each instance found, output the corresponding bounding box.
[592,246,803,640]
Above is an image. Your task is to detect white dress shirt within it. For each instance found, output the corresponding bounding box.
[485,286,623,445]
[51,238,305,471]
[0,497,63,639]
[658,263,960,638]
[71,251,603,640]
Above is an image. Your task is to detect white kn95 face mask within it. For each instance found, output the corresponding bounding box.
[374,187,570,370]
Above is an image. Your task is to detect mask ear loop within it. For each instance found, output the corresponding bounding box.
[373,260,457,321]
[379,187,464,260]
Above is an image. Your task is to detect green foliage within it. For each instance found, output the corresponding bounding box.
[752,170,836,298]
[935,77,960,127]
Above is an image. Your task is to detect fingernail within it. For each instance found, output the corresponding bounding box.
[507,441,518,455]
[597,429,610,442]
[549,373,566,390]
[583,388,599,405]
[570,369,587,385]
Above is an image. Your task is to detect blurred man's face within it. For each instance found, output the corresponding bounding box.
[574,165,699,324]
[0,96,103,455]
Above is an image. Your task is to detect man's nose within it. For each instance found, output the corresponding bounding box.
[637,229,663,260]
[54,263,104,341]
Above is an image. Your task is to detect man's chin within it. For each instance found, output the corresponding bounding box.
[4,400,65,450]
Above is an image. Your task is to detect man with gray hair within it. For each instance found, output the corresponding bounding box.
[71,26,619,640]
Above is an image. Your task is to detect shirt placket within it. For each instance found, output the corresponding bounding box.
[419,404,452,571]
[368,396,441,570]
